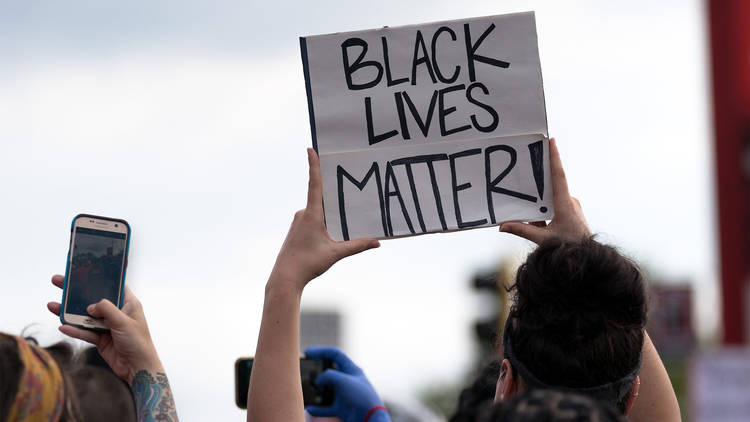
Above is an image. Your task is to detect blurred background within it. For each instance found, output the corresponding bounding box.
[1,0,748,420]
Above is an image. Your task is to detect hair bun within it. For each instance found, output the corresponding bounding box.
[514,237,647,333]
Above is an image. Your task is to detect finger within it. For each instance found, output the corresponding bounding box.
[59,324,102,345]
[571,197,583,212]
[87,299,130,329]
[121,286,146,323]
[499,222,547,245]
[51,274,64,289]
[333,238,380,261]
[306,405,337,418]
[313,368,350,387]
[306,347,362,375]
[47,302,61,316]
[306,148,324,215]
[122,286,140,309]
[549,138,572,209]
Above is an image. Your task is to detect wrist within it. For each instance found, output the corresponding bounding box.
[266,270,306,297]
[363,405,389,422]
[128,353,165,385]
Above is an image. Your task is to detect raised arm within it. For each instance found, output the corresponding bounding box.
[247,149,379,422]
[499,138,680,421]
[47,276,178,422]
[628,332,681,422]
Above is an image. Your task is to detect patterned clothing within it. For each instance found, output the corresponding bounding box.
[2,334,64,422]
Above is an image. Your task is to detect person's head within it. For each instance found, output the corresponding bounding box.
[495,237,647,414]
[481,389,628,422]
[0,333,69,421]
[69,365,135,421]
[0,333,135,422]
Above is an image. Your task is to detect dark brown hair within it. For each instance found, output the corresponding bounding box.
[479,389,628,422]
[505,237,647,413]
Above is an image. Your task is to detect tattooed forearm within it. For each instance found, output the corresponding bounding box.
[132,370,179,422]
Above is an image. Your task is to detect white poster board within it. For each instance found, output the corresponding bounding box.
[301,11,551,240]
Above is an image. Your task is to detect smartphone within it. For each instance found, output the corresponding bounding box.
[234,357,335,409]
[60,214,130,331]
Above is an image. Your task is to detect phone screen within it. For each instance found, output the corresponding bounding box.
[235,359,252,408]
[235,358,334,409]
[66,227,127,315]
[300,359,333,406]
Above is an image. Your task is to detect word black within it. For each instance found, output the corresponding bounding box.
[341,23,510,90]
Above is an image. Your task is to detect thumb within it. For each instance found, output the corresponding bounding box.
[306,405,336,418]
[499,222,546,245]
[87,299,129,329]
[333,238,380,261]
[314,369,349,388]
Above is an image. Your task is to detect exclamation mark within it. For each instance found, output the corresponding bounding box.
[528,140,547,213]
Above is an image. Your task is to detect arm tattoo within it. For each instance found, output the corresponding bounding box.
[132,370,179,422]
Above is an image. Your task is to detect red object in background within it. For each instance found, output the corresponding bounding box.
[709,0,750,344]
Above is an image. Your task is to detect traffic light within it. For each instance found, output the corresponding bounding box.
[471,257,516,359]
[473,271,501,344]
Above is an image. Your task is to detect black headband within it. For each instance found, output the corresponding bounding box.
[502,316,642,403]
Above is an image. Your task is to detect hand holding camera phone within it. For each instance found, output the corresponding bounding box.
[60,214,130,330]
[49,274,164,383]
[303,347,387,422]
[235,347,387,422]
[49,214,166,383]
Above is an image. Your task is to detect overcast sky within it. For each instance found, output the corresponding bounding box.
[0,1,712,420]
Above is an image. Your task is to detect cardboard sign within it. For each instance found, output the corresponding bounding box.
[691,348,750,422]
[300,11,550,240]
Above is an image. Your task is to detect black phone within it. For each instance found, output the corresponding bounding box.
[234,357,335,409]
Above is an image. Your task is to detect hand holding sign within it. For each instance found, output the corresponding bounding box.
[499,138,591,244]
[269,149,380,292]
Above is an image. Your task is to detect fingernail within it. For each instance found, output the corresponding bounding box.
[87,304,95,313]
[499,224,507,232]
[371,240,381,248]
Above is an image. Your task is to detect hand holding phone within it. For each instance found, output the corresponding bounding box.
[304,347,389,422]
[48,275,163,384]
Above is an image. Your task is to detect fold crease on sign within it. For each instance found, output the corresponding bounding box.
[315,131,550,158]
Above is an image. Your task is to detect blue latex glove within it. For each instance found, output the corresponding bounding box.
[305,347,391,422]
